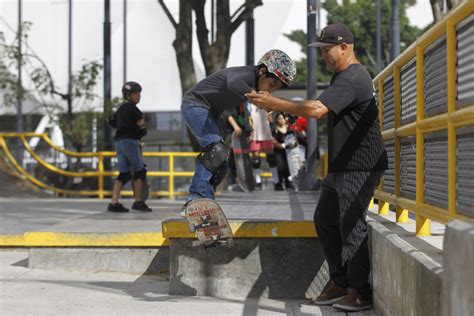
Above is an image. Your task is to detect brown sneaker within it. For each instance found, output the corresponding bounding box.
[313,280,348,305]
[332,288,372,312]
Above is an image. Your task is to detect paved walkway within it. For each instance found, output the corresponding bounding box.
[1,250,375,316]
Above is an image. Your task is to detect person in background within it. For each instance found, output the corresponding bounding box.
[219,107,240,191]
[249,103,280,190]
[271,112,292,190]
[107,81,152,213]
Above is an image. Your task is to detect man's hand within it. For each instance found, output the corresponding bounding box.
[245,91,274,112]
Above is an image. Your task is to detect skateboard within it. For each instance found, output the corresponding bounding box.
[231,132,255,192]
[284,132,305,191]
[185,198,234,249]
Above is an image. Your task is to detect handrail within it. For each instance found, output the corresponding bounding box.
[373,0,474,235]
[0,131,329,199]
[0,133,199,198]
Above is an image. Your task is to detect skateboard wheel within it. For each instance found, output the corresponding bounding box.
[191,240,202,248]
[188,223,196,233]
[226,238,234,248]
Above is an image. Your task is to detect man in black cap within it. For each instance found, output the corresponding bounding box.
[246,23,387,312]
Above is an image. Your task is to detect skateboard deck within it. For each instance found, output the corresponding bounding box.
[231,132,255,192]
[185,198,233,247]
[284,133,305,190]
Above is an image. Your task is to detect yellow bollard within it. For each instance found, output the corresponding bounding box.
[378,200,390,215]
[396,207,409,223]
[416,215,431,236]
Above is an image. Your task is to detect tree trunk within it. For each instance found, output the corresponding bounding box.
[430,0,444,23]
[430,0,462,23]
[159,0,262,151]
[174,0,196,95]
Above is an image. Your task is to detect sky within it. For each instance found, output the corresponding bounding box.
[0,0,434,113]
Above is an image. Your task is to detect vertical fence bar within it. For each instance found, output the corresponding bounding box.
[169,154,175,199]
[446,19,456,218]
[378,79,390,214]
[394,66,409,222]
[416,46,431,236]
[98,153,104,199]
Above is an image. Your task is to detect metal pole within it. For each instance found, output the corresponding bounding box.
[211,0,215,44]
[123,0,127,82]
[16,0,23,133]
[391,0,400,60]
[300,0,319,191]
[104,0,112,150]
[67,0,73,119]
[103,0,112,188]
[376,0,382,73]
[16,0,23,165]
[245,10,254,66]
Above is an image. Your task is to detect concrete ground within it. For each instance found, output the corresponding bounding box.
[1,250,376,316]
[0,189,319,235]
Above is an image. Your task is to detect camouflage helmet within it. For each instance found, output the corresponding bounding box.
[257,49,296,86]
[122,81,142,99]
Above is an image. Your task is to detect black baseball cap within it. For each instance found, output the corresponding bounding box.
[308,23,355,47]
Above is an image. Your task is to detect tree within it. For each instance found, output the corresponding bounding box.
[284,0,422,82]
[159,0,263,94]
[0,22,103,152]
[430,0,462,23]
[158,0,263,150]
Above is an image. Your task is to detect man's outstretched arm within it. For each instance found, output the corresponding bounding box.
[245,91,329,119]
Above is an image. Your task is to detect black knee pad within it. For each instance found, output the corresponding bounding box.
[133,168,147,181]
[199,140,230,188]
[210,161,228,187]
[117,172,131,185]
[200,140,230,171]
[266,153,276,168]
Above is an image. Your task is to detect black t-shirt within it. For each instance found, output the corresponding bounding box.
[318,64,388,172]
[183,66,259,116]
[113,101,144,140]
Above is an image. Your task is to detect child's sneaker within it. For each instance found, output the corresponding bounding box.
[107,203,129,213]
[132,201,152,212]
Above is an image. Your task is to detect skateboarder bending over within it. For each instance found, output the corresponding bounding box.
[107,82,152,213]
[180,49,296,214]
[246,24,387,312]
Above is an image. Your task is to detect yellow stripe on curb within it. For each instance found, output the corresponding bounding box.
[0,232,169,247]
[162,220,318,238]
[0,221,318,247]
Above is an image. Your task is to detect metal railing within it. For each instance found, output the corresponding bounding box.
[373,0,474,235]
[0,132,329,199]
[0,132,197,199]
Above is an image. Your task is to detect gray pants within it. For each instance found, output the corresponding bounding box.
[314,170,384,291]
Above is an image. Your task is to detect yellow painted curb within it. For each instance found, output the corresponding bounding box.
[162,220,318,238]
[0,232,169,247]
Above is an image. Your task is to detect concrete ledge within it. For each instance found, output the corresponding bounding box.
[0,232,168,247]
[441,220,474,315]
[369,220,443,316]
[169,238,324,299]
[28,248,170,274]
